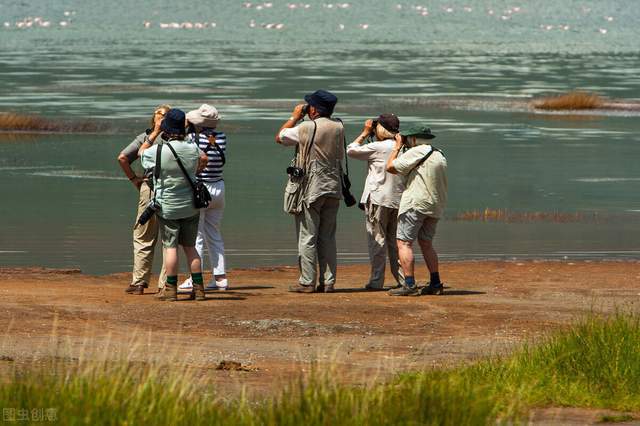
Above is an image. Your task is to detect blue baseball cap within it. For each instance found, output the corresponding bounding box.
[160,108,186,135]
[304,89,338,116]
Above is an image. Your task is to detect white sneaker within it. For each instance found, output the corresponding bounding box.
[206,278,228,291]
[177,277,193,293]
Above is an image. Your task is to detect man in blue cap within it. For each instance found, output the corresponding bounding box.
[276,89,345,293]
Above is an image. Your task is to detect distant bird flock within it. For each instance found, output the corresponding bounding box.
[1,3,617,35]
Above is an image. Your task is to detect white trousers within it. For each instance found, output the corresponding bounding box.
[195,180,226,276]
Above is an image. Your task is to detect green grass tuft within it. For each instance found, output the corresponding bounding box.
[1,312,639,425]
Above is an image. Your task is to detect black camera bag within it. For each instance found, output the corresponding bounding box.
[165,142,212,209]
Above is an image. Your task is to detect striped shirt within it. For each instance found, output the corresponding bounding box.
[189,129,227,182]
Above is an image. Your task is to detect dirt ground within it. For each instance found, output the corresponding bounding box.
[1,260,639,423]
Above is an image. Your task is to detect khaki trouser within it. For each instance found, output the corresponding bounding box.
[365,202,405,289]
[295,196,340,287]
[132,181,166,288]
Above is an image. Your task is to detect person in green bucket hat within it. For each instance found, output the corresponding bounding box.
[386,125,448,296]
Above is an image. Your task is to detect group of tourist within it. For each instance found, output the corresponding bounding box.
[117,89,447,301]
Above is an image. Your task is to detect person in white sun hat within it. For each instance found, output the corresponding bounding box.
[179,104,229,292]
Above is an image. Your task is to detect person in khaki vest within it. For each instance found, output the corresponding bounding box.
[276,89,344,293]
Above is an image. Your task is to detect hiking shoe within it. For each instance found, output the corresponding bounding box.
[421,283,444,295]
[365,284,385,291]
[388,285,419,297]
[323,284,335,293]
[206,278,228,291]
[178,277,193,294]
[125,285,144,295]
[288,284,315,293]
[157,284,177,301]
[191,283,206,301]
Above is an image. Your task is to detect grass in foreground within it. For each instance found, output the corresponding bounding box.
[532,91,604,110]
[1,312,639,425]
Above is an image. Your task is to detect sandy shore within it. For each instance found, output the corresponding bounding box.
[1,260,639,400]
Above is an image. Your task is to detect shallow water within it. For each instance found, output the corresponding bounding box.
[1,1,639,274]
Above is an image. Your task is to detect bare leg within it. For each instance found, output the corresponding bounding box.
[417,239,438,274]
[182,246,202,274]
[397,240,415,279]
[164,247,179,276]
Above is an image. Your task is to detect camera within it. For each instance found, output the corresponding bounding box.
[369,120,378,134]
[341,174,357,207]
[138,200,159,225]
[287,166,305,179]
[301,104,310,115]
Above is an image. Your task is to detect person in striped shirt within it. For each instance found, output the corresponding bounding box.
[179,104,229,292]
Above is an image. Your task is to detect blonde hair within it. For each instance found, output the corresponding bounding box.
[375,123,396,141]
[150,104,171,128]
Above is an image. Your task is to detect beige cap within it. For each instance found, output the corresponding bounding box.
[186,104,219,128]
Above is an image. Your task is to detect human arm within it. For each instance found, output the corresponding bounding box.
[138,114,164,157]
[347,119,378,160]
[386,134,405,174]
[275,104,306,145]
[117,153,144,189]
[118,136,146,189]
[197,149,208,173]
[387,137,433,176]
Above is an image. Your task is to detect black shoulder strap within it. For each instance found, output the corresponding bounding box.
[334,118,349,176]
[165,142,197,191]
[154,144,162,180]
[412,147,442,173]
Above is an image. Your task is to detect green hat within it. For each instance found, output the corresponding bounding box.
[400,125,436,139]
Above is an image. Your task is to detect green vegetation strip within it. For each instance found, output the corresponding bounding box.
[1,312,639,425]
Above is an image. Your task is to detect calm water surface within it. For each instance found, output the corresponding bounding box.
[1,0,639,274]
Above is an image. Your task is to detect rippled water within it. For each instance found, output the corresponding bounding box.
[1,0,639,274]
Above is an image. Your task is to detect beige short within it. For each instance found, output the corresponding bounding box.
[396,209,439,242]
[158,214,199,248]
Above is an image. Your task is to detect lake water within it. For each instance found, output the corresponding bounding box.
[1,0,639,274]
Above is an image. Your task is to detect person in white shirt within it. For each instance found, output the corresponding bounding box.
[386,125,447,297]
[347,114,406,291]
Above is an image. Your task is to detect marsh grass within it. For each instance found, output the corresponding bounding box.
[1,312,639,425]
[533,91,604,110]
[0,112,101,133]
[454,208,597,223]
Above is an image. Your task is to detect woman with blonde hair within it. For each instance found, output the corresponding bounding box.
[117,104,170,295]
[347,113,406,291]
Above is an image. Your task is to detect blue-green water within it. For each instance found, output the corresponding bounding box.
[1,1,639,274]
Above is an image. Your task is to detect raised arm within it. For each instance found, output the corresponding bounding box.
[138,114,163,157]
[386,133,404,174]
[346,119,376,159]
[276,104,306,144]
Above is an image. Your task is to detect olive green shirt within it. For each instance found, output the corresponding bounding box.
[392,145,448,218]
[141,139,201,220]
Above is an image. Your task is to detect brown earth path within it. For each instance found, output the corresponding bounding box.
[1,260,639,421]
